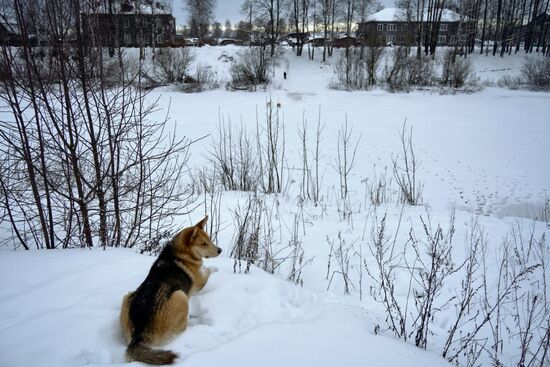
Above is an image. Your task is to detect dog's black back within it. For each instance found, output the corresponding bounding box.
[128,243,192,345]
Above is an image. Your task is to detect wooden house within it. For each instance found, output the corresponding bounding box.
[81,12,175,47]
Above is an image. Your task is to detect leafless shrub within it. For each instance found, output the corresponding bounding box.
[298,117,312,201]
[440,50,475,89]
[442,218,486,359]
[521,56,550,90]
[180,63,219,92]
[194,63,218,90]
[384,49,439,91]
[230,194,301,276]
[392,121,423,206]
[297,108,325,206]
[229,46,272,90]
[406,56,437,87]
[385,47,413,91]
[408,212,457,349]
[365,40,385,86]
[364,210,409,340]
[539,195,550,226]
[151,47,194,84]
[364,165,394,206]
[312,114,325,206]
[208,100,285,194]
[231,194,264,274]
[287,213,306,287]
[326,231,354,295]
[507,224,549,367]
[333,118,362,200]
[332,49,368,90]
[257,99,285,194]
[208,117,260,192]
[201,175,223,244]
[497,74,523,89]
[447,223,545,366]
[0,2,196,251]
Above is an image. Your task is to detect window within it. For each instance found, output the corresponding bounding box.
[437,35,446,43]
[450,35,457,44]
[401,24,408,31]
[386,35,395,44]
[137,33,149,45]
[400,35,407,43]
[124,18,130,27]
[156,34,164,44]
[387,23,396,31]
[377,23,384,31]
[156,17,162,28]
[124,33,132,45]
[459,35,467,43]
[440,23,448,31]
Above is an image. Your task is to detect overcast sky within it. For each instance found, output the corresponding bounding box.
[171,0,395,28]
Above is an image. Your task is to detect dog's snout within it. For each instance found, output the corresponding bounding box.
[217,247,222,254]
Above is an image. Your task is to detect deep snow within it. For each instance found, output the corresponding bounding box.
[0,249,452,367]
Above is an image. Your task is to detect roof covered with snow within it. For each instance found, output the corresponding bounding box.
[366,7,462,22]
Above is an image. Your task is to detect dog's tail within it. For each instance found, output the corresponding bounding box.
[126,336,178,365]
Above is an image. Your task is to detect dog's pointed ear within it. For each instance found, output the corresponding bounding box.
[190,226,198,243]
[196,216,208,230]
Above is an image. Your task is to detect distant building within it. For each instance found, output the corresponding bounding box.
[81,12,175,47]
[0,17,19,45]
[357,8,474,47]
[333,34,359,48]
[219,38,242,46]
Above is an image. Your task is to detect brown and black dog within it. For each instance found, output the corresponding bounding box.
[120,216,221,365]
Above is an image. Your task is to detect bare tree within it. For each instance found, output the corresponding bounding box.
[289,0,310,56]
[185,0,216,43]
[319,0,336,61]
[244,0,283,57]
[0,0,197,250]
[224,19,233,38]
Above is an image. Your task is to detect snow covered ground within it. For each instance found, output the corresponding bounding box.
[0,249,451,367]
[0,46,549,366]
[154,46,550,217]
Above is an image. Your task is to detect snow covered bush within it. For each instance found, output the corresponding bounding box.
[229,46,272,90]
[521,56,550,89]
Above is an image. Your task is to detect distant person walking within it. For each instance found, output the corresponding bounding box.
[284,71,287,80]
